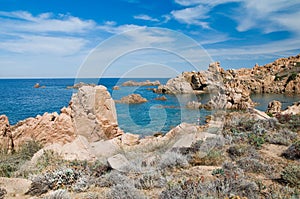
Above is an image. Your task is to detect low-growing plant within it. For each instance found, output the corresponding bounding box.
[0,140,42,177]
[212,168,224,176]
[159,151,189,169]
[227,144,258,160]
[134,171,166,190]
[106,184,146,199]
[190,149,225,166]
[237,157,273,175]
[280,164,300,188]
[43,189,70,199]
[248,133,265,149]
[266,129,297,146]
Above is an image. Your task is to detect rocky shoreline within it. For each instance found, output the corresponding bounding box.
[0,55,299,198]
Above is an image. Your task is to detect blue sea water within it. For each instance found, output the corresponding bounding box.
[0,78,299,136]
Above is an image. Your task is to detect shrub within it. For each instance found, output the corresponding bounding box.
[266,129,297,146]
[43,189,70,199]
[280,165,300,188]
[159,151,189,169]
[248,133,265,149]
[159,162,259,199]
[282,141,300,160]
[26,167,89,196]
[237,157,273,174]
[227,144,258,160]
[106,184,146,199]
[134,172,166,190]
[96,171,131,188]
[190,149,225,166]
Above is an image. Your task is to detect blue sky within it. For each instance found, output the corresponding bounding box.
[0,0,300,78]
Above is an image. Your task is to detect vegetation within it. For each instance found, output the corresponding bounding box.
[0,140,42,177]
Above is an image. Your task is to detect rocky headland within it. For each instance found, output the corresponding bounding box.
[121,80,160,87]
[0,55,299,198]
[155,54,300,110]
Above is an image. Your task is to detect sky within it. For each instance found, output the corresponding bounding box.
[0,0,300,78]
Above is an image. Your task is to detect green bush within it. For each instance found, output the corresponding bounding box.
[287,73,297,84]
[248,134,265,149]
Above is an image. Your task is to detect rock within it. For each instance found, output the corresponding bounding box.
[12,111,76,149]
[71,85,123,142]
[66,82,96,89]
[112,86,120,90]
[121,80,160,86]
[121,133,140,146]
[281,101,300,115]
[186,101,202,109]
[0,115,13,153]
[115,94,147,104]
[154,96,167,101]
[249,108,271,120]
[107,154,130,171]
[164,123,198,139]
[7,85,123,151]
[266,100,282,115]
[154,76,194,94]
[0,177,31,198]
[33,83,40,88]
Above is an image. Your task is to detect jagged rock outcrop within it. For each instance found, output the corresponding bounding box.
[115,94,147,104]
[154,76,194,94]
[71,85,123,142]
[266,100,282,115]
[186,101,202,109]
[0,115,13,153]
[122,80,160,86]
[5,85,123,151]
[12,109,75,148]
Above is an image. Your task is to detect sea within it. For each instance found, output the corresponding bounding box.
[0,78,299,136]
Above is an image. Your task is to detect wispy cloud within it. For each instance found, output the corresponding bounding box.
[133,14,159,22]
[171,5,210,28]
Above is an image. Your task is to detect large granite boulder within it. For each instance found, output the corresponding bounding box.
[71,85,123,142]
[0,115,13,153]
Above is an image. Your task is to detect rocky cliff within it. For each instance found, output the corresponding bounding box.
[0,85,123,152]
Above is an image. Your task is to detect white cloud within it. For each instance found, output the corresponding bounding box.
[133,14,159,22]
[0,35,87,55]
[236,0,300,35]
[0,11,96,34]
[171,5,210,28]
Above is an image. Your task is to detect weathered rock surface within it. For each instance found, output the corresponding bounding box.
[71,85,123,142]
[66,82,96,89]
[0,115,13,153]
[281,101,300,115]
[121,133,140,146]
[12,109,75,149]
[154,76,194,94]
[115,94,147,104]
[122,80,160,86]
[107,154,130,171]
[266,100,282,115]
[4,85,123,151]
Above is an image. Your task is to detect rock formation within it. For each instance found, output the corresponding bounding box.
[71,85,123,142]
[3,85,123,151]
[266,100,282,115]
[154,55,300,110]
[115,94,147,104]
[0,115,13,153]
[122,80,160,86]
[281,101,300,115]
